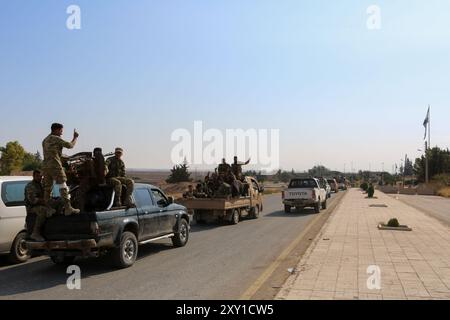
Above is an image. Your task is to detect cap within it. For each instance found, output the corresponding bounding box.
[115,147,124,154]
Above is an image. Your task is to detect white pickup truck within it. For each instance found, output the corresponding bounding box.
[0,176,32,263]
[282,178,327,213]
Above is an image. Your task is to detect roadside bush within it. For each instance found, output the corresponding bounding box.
[367,184,375,198]
[360,182,369,191]
[387,218,400,228]
[438,187,450,198]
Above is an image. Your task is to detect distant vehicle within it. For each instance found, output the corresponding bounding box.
[27,183,190,269]
[282,178,327,214]
[0,176,32,264]
[318,178,332,199]
[337,177,348,191]
[177,176,264,225]
[327,179,339,193]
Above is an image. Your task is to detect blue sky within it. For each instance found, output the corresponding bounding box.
[0,0,449,172]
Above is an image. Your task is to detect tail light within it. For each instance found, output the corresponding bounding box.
[282,191,285,199]
[312,190,316,200]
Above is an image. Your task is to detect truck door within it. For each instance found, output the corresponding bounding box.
[133,188,160,240]
[151,189,177,235]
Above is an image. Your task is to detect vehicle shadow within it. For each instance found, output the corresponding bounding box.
[266,209,317,217]
[0,242,176,297]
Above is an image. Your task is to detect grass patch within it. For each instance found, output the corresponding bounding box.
[438,186,450,198]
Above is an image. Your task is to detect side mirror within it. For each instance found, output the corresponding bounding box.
[168,196,174,204]
[259,186,265,193]
[157,199,168,207]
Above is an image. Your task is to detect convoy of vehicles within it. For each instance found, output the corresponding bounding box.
[282,178,328,214]
[177,176,264,225]
[1,170,348,268]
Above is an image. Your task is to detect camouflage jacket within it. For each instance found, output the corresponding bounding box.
[218,163,231,175]
[106,156,126,178]
[42,134,75,169]
[24,180,44,210]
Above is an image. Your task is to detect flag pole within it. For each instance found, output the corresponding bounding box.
[425,106,431,184]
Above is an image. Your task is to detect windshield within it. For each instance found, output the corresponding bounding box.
[289,179,318,189]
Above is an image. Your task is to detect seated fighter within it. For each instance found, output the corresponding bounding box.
[105,148,135,208]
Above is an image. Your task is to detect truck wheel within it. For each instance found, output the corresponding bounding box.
[8,232,30,264]
[250,206,260,219]
[230,209,240,225]
[111,231,138,269]
[315,201,321,214]
[322,199,327,210]
[51,256,76,266]
[172,219,189,248]
[284,205,291,213]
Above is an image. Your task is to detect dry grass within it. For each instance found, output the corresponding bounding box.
[438,187,450,198]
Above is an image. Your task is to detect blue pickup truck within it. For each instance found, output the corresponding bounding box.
[27,183,190,269]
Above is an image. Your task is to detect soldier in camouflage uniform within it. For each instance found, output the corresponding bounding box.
[183,185,195,199]
[106,148,135,208]
[218,159,231,177]
[25,170,57,242]
[42,123,80,216]
[231,156,250,181]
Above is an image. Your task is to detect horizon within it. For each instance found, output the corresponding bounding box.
[1,1,449,173]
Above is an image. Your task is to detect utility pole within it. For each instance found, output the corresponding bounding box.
[425,106,431,184]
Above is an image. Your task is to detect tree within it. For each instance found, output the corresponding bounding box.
[0,141,26,175]
[22,151,43,171]
[166,160,192,183]
[308,165,332,177]
[414,147,450,182]
[404,157,414,176]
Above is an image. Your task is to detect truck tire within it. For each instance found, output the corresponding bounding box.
[111,231,138,269]
[250,206,260,219]
[284,205,291,213]
[322,199,327,210]
[314,201,321,214]
[229,209,240,225]
[51,255,76,266]
[172,219,189,248]
[8,232,30,264]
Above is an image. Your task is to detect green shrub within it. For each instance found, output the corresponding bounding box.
[367,185,375,198]
[387,218,400,228]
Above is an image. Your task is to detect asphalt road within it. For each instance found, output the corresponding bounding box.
[392,194,450,226]
[0,193,340,300]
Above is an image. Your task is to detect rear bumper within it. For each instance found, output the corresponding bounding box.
[27,239,98,254]
[283,199,317,207]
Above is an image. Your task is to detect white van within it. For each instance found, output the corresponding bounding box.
[0,176,32,263]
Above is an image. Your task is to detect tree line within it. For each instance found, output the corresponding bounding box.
[0,141,42,175]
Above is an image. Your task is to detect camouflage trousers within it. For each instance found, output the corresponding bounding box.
[42,167,68,204]
[28,206,55,219]
[108,177,134,203]
[27,205,57,235]
[215,183,231,198]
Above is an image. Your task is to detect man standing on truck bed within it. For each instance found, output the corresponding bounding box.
[231,156,250,181]
[25,170,57,241]
[42,123,80,216]
[106,148,135,208]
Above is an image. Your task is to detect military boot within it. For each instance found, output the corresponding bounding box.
[60,188,80,216]
[30,213,46,242]
[124,196,136,208]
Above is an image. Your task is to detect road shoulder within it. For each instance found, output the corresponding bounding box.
[241,191,348,300]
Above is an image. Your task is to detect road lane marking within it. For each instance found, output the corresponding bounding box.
[240,193,345,300]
